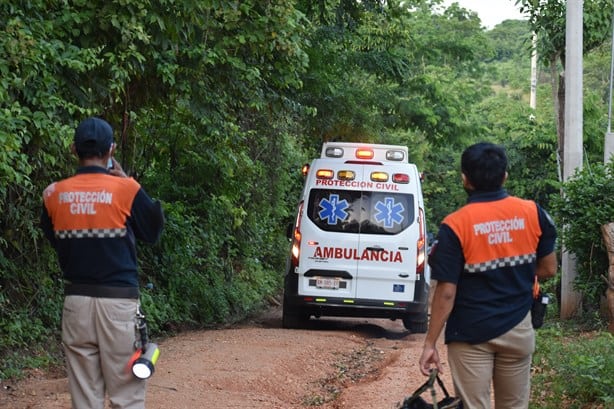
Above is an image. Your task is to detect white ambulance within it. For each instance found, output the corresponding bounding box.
[283,142,430,332]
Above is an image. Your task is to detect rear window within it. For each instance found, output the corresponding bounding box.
[307,188,414,235]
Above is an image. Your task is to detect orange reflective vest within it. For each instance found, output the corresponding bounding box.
[41,166,163,288]
[443,196,541,275]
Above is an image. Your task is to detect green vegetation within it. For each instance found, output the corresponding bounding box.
[532,323,613,408]
[551,161,614,308]
[1,2,612,407]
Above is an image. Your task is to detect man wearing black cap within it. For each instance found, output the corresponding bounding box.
[418,142,556,408]
[41,117,164,409]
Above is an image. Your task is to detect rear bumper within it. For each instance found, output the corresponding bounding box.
[284,272,429,320]
[284,295,425,319]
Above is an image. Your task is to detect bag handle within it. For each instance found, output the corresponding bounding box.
[433,370,452,398]
[408,368,452,400]
[400,369,461,409]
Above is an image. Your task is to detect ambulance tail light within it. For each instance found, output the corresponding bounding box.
[392,173,409,184]
[416,209,426,274]
[355,148,374,160]
[291,202,304,266]
[316,169,334,179]
[301,163,310,177]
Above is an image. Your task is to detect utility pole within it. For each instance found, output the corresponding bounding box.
[606,132,614,163]
[605,7,614,163]
[561,0,583,319]
[530,33,538,110]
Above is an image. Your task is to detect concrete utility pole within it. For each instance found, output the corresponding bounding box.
[530,33,538,110]
[606,132,614,163]
[605,7,614,163]
[561,0,584,319]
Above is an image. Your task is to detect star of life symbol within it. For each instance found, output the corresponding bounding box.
[374,197,405,228]
[318,194,349,225]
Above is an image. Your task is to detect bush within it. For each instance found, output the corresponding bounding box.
[0,268,64,379]
[531,325,614,408]
[136,200,283,335]
[550,160,614,310]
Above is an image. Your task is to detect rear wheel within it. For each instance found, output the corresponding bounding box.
[282,274,310,329]
[282,295,309,329]
[404,318,428,334]
[402,304,429,333]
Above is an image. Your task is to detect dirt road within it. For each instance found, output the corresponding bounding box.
[1,304,452,409]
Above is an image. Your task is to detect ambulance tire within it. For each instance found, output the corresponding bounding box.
[404,319,428,334]
[282,296,309,329]
[402,307,428,334]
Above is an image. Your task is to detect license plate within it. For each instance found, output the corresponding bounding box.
[316,278,339,289]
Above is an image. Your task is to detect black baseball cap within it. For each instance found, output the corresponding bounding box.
[74,117,114,158]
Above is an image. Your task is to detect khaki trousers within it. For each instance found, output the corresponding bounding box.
[62,295,146,409]
[447,312,535,409]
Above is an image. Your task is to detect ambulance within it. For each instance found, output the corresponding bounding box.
[283,142,430,332]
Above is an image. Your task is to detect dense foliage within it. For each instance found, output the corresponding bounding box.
[551,160,614,309]
[532,326,614,408]
[0,0,611,390]
[1,0,313,377]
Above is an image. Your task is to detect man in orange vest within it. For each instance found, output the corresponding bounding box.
[41,117,164,409]
[418,142,557,408]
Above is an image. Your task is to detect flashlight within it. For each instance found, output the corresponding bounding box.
[132,343,160,380]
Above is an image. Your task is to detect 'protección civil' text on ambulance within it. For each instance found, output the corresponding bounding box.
[283,142,431,332]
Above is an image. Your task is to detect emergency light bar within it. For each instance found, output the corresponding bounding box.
[314,168,410,185]
[322,143,408,163]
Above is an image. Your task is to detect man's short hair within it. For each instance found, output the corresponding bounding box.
[461,142,507,191]
[74,117,113,159]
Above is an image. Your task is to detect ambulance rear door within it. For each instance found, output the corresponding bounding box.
[298,161,365,299]
[354,164,420,302]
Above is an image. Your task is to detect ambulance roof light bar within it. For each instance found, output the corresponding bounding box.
[322,143,408,163]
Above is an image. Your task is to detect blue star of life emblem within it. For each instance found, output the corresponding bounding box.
[374,197,405,228]
[318,194,349,225]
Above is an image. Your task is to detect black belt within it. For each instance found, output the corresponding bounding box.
[65,283,139,299]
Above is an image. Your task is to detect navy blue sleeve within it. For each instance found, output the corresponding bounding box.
[40,205,57,248]
[428,223,464,284]
[128,188,165,244]
[536,204,557,258]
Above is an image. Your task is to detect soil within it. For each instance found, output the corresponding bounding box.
[0,304,452,409]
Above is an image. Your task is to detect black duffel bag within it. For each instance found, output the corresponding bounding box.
[398,369,463,409]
